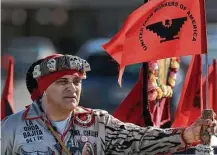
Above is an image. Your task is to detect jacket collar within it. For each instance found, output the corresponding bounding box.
[23,101,93,120]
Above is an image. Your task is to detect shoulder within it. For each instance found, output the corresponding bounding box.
[1,110,25,147]
[72,107,109,127]
[75,107,111,123]
[75,106,109,116]
[1,110,25,132]
[92,109,109,116]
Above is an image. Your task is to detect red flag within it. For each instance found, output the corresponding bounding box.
[209,60,217,113]
[172,55,202,127]
[113,68,145,126]
[202,59,217,113]
[103,0,207,72]
[113,66,172,127]
[1,55,15,120]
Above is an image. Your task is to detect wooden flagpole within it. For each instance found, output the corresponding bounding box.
[142,0,154,127]
[195,0,214,154]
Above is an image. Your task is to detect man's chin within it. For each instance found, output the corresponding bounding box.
[63,101,78,110]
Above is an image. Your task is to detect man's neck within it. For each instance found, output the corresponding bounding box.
[41,100,72,121]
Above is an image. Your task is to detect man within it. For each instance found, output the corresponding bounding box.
[1,54,217,155]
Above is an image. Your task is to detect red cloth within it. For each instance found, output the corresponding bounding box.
[172,58,217,128]
[1,55,15,120]
[31,54,63,100]
[209,60,217,113]
[172,55,202,127]
[37,70,83,95]
[113,67,172,127]
[113,68,144,126]
[103,0,207,84]
[31,88,41,101]
[202,59,217,113]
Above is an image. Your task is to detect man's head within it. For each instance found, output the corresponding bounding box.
[26,54,91,111]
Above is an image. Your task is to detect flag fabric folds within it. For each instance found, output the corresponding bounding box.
[113,68,145,127]
[1,55,15,120]
[172,55,202,128]
[172,56,217,127]
[172,58,217,128]
[202,59,217,113]
[113,66,172,127]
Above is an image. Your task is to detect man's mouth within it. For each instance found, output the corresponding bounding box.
[63,96,77,100]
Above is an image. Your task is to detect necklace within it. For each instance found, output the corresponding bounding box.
[148,57,180,102]
[38,102,73,155]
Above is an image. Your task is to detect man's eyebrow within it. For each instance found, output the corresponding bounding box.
[57,76,81,81]
[57,78,68,81]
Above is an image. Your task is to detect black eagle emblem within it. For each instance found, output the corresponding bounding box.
[146,17,187,43]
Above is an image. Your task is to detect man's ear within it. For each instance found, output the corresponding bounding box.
[43,91,47,97]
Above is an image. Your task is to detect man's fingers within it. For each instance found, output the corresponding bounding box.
[213,122,217,135]
[213,112,216,119]
[199,120,217,136]
[196,119,212,126]
[207,127,216,135]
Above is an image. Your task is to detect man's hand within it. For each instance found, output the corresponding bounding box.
[183,118,217,144]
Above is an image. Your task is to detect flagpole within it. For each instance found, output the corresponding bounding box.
[205,53,209,109]
[142,0,153,126]
[195,53,214,155]
[142,62,154,126]
[195,0,214,154]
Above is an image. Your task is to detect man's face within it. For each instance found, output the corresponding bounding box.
[45,74,82,111]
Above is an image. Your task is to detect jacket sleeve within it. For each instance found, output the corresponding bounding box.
[1,116,14,155]
[104,113,187,155]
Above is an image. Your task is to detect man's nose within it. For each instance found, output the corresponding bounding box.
[66,83,76,92]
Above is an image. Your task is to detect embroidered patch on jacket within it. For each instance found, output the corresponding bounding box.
[74,113,95,127]
[67,138,96,155]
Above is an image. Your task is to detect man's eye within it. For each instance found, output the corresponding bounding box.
[57,80,68,84]
[73,79,82,85]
